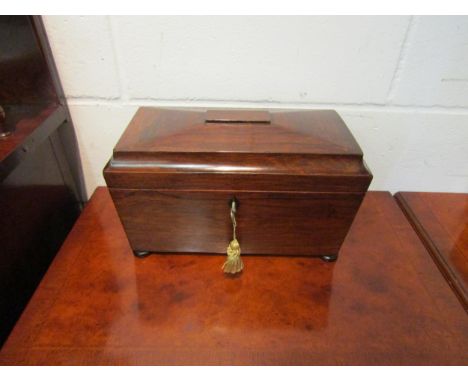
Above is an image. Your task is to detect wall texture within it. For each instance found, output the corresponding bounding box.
[43,16,468,198]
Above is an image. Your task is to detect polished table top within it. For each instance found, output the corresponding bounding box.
[0,188,467,365]
[396,192,468,311]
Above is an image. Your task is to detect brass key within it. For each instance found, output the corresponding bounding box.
[222,199,243,274]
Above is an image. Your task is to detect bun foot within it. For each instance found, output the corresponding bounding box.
[133,250,150,258]
[321,254,338,262]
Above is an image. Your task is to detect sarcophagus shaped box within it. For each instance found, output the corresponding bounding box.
[104,108,372,265]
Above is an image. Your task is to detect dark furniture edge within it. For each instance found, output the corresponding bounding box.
[31,16,87,203]
[0,105,66,181]
[394,192,468,312]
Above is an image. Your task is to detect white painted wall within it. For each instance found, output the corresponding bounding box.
[43,16,468,198]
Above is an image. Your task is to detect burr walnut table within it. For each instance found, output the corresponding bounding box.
[0,188,467,365]
[396,192,468,312]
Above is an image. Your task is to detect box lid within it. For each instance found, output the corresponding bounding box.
[104,107,372,192]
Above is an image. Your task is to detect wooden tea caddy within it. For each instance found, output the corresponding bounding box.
[104,107,372,268]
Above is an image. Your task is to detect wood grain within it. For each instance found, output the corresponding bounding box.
[104,108,372,192]
[113,108,364,157]
[396,192,468,311]
[104,108,372,256]
[110,188,364,256]
[0,188,467,365]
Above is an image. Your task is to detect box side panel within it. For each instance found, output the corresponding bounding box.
[109,189,365,257]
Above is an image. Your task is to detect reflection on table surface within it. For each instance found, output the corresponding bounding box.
[1,189,467,365]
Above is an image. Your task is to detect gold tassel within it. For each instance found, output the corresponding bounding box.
[223,200,243,274]
[223,238,243,274]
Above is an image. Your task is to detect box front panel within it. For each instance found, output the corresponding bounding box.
[109,189,364,257]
